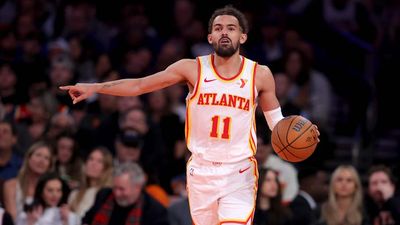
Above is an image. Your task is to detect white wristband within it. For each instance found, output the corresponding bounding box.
[264,107,284,131]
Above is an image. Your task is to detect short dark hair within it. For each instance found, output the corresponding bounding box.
[367,164,396,184]
[208,5,249,34]
[0,119,18,136]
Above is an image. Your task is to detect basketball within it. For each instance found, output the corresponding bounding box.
[271,115,318,162]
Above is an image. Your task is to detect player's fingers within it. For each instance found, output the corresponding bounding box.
[59,85,73,90]
[72,95,86,104]
[313,124,320,136]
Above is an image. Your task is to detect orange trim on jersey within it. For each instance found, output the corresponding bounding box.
[210,54,245,82]
[249,134,256,155]
[189,57,203,101]
[186,57,203,145]
[185,103,190,145]
[251,62,257,106]
[250,107,257,155]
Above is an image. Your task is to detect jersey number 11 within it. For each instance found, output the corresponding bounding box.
[210,115,231,140]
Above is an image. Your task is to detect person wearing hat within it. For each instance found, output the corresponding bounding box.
[114,129,144,167]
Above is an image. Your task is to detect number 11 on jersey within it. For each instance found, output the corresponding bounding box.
[210,115,231,139]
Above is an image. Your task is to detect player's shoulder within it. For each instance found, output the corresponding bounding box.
[254,64,274,85]
[167,58,197,73]
[255,64,273,77]
[171,58,197,68]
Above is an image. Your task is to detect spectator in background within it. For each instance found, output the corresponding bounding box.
[88,94,140,153]
[118,108,167,187]
[255,135,299,203]
[281,48,334,133]
[68,146,113,219]
[145,89,185,193]
[3,141,53,221]
[48,55,77,107]
[16,172,80,225]
[273,72,301,116]
[45,112,76,143]
[248,14,285,71]
[93,53,113,82]
[53,132,83,190]
[0,63,23,112]
[0,28,17,63]
[114,130,144,166]
[114,129,170,208]
[365,165,400,225]
[254,167,293,225]
[0,120,22,181]
[316,165,369,225]
[290,166,328,225]
[168,196,192,225]
[67,35,96,83]
[167,174,191,225]
[82,162,170,225]
[23,93,58,145]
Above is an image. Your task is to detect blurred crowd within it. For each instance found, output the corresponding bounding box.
[0,0,400,224]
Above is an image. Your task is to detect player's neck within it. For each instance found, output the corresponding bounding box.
[212,53,243,79]
[213,52,241,65]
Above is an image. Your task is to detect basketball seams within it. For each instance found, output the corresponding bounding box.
[271,115,318,162]
[287,123,313,147]
[285,116,297,146]
[274,118,304,161]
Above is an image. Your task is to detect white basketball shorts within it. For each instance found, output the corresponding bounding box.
[186,156,258,225]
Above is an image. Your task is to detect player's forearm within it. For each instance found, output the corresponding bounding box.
[96,79,142,96]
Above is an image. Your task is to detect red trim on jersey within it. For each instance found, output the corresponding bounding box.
[211,54,244,81]
[251,63,257,106]
[189,57,202,100]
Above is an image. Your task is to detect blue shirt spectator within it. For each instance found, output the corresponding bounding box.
[0,153,22,180]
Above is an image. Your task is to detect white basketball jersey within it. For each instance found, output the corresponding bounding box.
[186,54,258,163]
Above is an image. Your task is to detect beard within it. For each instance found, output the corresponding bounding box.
[213,39,240,57]
[115,198,132,207]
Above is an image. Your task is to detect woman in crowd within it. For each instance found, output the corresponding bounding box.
[317,165,369,225]
[3,141,53,221]
[16,172,79,225]
[53,132,83,190]
[254,167,293,225]
[67,146,113,218]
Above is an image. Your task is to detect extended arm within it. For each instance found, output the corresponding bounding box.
[60,59,197,104]
[256,65,284,130]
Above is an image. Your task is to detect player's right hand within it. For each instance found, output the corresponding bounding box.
[59,83,97,104]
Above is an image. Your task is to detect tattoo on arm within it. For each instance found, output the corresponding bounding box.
[102,80,124,89]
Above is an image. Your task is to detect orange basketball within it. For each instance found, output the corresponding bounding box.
[271,115,318,162]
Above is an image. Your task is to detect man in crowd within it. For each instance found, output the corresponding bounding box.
[82,162,169,225]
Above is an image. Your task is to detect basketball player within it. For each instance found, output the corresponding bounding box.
[60,6,320,225]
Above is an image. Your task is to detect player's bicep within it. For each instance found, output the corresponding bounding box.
[137,59,195,93]
[256,65,280,112]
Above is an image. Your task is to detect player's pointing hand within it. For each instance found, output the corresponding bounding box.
[59,83,98,104]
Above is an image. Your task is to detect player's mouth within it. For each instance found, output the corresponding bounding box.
[219,38,231,45]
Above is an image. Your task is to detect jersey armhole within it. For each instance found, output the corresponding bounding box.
[188,57,202,100]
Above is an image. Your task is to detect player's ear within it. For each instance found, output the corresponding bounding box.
[240,33,247,44]
[207,34,213,44]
